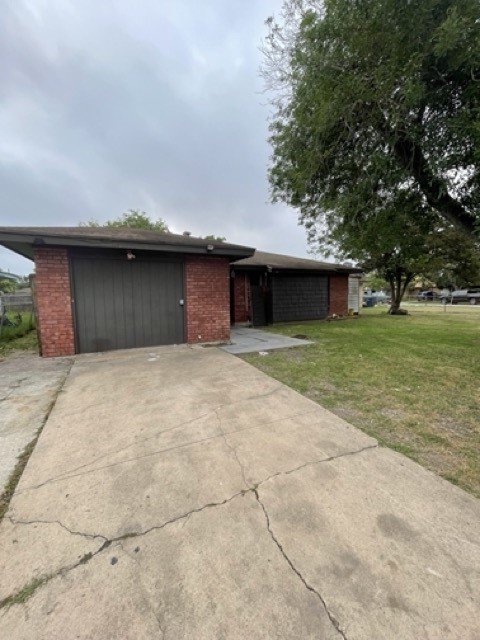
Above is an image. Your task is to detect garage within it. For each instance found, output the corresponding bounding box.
[71,252,184,353]
[0,226,254,357]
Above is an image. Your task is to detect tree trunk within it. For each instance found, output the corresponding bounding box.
[387,269,413,315]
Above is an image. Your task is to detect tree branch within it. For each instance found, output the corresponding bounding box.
[391,134,477,237]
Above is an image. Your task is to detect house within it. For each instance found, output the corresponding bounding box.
[0,270,24,282]
[0,227,254,356]
[230,251,361,326]
[0,227,360,357]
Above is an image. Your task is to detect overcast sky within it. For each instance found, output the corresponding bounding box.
[0,0,312,275]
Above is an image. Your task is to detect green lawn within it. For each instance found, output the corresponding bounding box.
[243,305,480,497]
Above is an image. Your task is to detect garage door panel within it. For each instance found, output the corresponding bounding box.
[71,256,184,353]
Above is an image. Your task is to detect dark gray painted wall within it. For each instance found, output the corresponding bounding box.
[272,274,328,322]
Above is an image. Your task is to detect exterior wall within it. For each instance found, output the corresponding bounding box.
[185,255,230,343]
[272,274,328,323]
[348,275,360,313]
[329,274,349,316]
[233,271,250,323]
[33,247,75,357]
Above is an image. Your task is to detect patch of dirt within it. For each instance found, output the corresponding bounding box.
[435,416,474,438]
[381,407,407,421]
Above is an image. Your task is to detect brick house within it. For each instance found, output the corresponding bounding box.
[0,227,360,357]
[0,227,253,356]
[230,251,360,326]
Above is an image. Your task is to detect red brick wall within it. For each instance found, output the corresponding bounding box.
[185,256,230,343]
[329,275,349,316]
[33,247,75,357]
[233,272,250,323]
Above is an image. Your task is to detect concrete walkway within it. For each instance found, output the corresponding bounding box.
[0,353,72,490]
[0,345,479,639]
[222,326,314,354]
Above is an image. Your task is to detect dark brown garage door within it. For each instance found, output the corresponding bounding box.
[71,254,184,353]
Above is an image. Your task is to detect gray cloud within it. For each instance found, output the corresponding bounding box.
[0,0,309,275]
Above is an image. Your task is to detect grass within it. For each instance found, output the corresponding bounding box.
[0,430,43,521]
[0,312,37,357]
[243,305,480,497]
[0,575,54,609]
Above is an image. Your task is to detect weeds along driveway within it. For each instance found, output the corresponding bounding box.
[0,345,479,639]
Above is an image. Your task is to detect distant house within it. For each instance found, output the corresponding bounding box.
[0,270,23,282]
[0,227,360,357]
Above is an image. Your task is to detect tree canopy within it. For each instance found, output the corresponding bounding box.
[81,209,169,232]
[264,0,480,245]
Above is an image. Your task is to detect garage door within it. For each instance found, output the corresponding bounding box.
[71,255,184,353]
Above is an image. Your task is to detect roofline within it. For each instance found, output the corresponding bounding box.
[0,231,255,260]
[231,263,362,275]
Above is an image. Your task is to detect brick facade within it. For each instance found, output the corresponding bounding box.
[185,255,230,343]
[33,247,75,357]
[233,272,250,323]
[328,274,349,316]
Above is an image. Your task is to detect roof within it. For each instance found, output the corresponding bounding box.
[0,227,255,260]
[232,250,361,274]
[0,270,23,281]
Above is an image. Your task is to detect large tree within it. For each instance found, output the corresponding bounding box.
[81,209,169,231]
[264,0,480,240]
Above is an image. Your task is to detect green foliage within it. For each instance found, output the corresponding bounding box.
[364,273,390,292]
[264,0,480,240]
[203,235,226,243]
[80,209,169,232]
[423,228,480,287]
[0,278,18,293]
[0,312,36,347]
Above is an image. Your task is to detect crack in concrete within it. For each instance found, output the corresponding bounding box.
[0,537,111,611]
[43,409,220,481]
[16,406,319,495]
[257,444,378,488]
[10,444,378,540]
[2,444,377,615]
[0,490,248,610]
[7,516,108,542]
[253,487,348,640]
[57,384,284,480]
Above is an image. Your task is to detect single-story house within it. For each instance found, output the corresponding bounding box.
[230,251,362,325]
[0,227,254,356]
[0,227,360,357]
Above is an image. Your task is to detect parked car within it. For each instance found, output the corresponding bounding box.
[440,287,480,305]
[416,290,439,301]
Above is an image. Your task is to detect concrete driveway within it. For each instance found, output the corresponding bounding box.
[0,353,72,489]
[0,346,479,639]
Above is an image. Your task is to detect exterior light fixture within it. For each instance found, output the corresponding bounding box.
[126,250,136,260]
[206,244,214,252]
